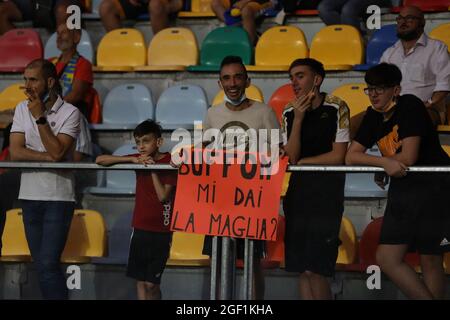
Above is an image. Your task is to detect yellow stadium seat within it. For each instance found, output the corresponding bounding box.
[310,25,364,71]
[281,172,291,197]
[0,209,31,262]
[429,23,450,53]
[178,0,216,17]
[95,28,146,71]
[437,125,450,133]
[332,83,370,117]
[212,84,264,106]
[336,216,358,265]
[0,83,26,111]
[442,145,450,157]
[135,28,199,71]
[166,232,210,266]
[247,26,309,72]
[61,209,108,263]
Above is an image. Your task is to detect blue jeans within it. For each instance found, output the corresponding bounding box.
[22,200,74,300]
[318,0,391,30]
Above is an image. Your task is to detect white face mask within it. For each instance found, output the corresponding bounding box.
[224,93,247,106]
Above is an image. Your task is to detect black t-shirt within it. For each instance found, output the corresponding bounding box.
[355,94,450,166]
[282,94,350,197]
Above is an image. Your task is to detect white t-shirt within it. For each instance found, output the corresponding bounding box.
[11,96,80,201]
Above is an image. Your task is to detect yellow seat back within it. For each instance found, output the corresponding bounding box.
[167,232,210,266]
[0,209,31,261]
[61,209,108,263]
[336,216,358,264]
[212,85,264,106]
[96,28,146,68]
[429,23,450,53]
[255,26,308,67]
[332,83,370,117]
[178,0,215,17]
[310,25,364,70]
[147,28,198,66]
[0,83,26,111]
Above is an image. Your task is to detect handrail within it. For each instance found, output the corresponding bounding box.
[1,162,450,172]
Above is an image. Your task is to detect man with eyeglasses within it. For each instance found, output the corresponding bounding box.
[380,5,450,126]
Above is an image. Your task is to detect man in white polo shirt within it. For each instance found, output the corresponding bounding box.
[9,59,80,300]
[380,5,450,125]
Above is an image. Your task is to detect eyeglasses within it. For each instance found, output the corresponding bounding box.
[396,15,421,23]
[364,86,391,95]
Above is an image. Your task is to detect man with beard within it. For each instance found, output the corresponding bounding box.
[380,6,450,126]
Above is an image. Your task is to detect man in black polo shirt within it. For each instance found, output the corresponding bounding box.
[346,63,450,299]
[282,58,350,300]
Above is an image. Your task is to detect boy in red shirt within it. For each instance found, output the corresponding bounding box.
[96,120,177,300]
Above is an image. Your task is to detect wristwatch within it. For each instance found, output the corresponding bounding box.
[35,116,47,125]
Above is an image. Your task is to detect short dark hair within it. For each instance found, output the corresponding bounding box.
[133,120,162,138]
[288,58,325,80]
[365,63,402,87]
[220,55,248,78]
[25,59,62,95]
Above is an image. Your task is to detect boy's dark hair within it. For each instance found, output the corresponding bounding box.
[133,120,162,138]
[365,63,402,87]
[288,58,325,80]
[220,55,248,78]
[25,59,62,95]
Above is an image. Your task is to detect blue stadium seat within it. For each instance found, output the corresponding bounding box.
[344,147,388,198]
[91,84,154,130]
[354,24,397,71]
[155,84,208,130]
[92,212,133,265]
[88,143,137,195]
[44,29,94,64]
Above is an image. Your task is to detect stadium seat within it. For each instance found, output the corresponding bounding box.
[332,83,370,117]
[88,143,137,195]
[0,209,31,262]
[442,145,450,157]
[156,84,208,130]
[1,208,107,263]
[246,26,308,72]
[0,83,27,111]
[92,212,133,265]
[212,84,264,106]
[359,217,420,270]
[268,83,296,123]
[61,209,108,263]
[178,0,216,17]
[336,216,358,266]
[90,83,154,130]
[354,24,398,71]
[44,29,94,64]
[0,29,43,73]
[167,232,210,266]
[187,26,253,72]
[310,25,364,71]
[280,172,291,197]
[95,29,146,71]
[135,28,199,71]
[395,0,450,12]
[293,9,319,15]
[429,22,450,53]
[344,147,389,198]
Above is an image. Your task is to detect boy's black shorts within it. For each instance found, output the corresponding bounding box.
[283,172,345,277]
[380,174,450,255]
[126,228,172,284]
